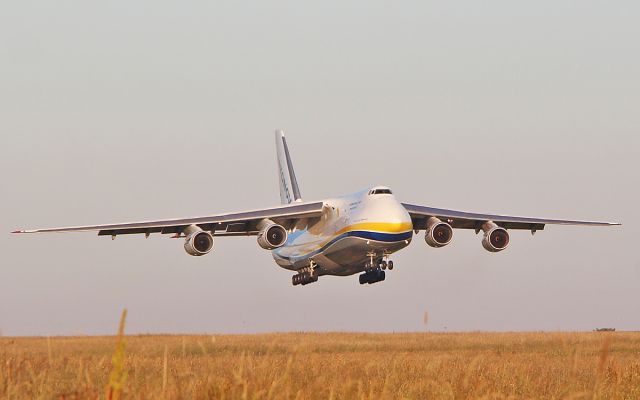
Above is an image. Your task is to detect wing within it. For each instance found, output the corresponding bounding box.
[402,203,620,232]
[12,201,324,237]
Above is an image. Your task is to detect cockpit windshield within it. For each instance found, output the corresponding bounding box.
[370,188,392,195]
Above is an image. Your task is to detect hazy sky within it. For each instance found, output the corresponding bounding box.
[1,1,638,336]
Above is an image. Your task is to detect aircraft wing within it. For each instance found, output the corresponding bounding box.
[12,201,324,238]
[402,203,620,232]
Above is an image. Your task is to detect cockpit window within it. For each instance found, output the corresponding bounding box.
[371,189,392,195]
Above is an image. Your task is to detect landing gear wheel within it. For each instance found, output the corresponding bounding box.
[387,261,394,270]
[292,270,319,286]
[381,261,388,270]
[359,269,385,285]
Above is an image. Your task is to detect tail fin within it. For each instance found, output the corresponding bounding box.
[275,130,302,204]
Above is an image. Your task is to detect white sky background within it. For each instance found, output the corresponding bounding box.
[0,1,638,335]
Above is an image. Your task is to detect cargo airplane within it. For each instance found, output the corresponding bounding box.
[13,131,620,286]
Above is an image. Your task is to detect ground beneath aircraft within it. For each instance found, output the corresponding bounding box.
[2,332,639,399]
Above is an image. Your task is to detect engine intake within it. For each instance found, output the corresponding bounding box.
[257,221,288,250]
[425,217,453,248]
[482,222,509,252]
[184,230,214,256]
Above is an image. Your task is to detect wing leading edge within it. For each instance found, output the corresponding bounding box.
[12,201,324,237]
[402,203,620,232]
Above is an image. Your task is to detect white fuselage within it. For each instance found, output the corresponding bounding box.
[272,187,413,276]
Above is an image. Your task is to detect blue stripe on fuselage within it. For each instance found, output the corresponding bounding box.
[274,230,412,262]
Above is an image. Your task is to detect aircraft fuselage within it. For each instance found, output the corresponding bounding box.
[272,186,413,276]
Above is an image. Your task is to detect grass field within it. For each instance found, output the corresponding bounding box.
[1,330,639,399]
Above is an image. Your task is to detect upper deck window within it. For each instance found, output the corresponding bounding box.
[370,188,392,195]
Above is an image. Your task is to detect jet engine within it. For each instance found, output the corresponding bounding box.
[425,217,453,248]
[481,222,510,252]
[184,230,214,256]
[257,221,288,250]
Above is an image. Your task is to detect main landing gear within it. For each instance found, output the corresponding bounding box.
[359,269,385,284]
[292,272,318,286]
[292,264,318,286]
[359,253,394,285]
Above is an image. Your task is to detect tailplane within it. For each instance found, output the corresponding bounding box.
[275,130,302,204]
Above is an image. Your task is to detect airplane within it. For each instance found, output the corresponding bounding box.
[12,131,620,286]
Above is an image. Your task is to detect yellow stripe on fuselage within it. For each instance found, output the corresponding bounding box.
[335,221,413,236]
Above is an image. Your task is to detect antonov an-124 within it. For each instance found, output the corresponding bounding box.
[13,131,620,286]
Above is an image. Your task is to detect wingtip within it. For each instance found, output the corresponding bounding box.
[275,129,285,137]
[11,230,24,234]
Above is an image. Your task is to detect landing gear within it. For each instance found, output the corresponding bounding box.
[360,252,393,285]
[292,263,319,286]
[292,272,318,286]
[359,269,385,284]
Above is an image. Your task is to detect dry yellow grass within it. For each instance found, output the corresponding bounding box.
[1,331,639,399]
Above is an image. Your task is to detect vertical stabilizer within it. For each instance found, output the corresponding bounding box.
[275,130,302,204]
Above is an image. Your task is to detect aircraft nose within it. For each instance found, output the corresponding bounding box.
[375,196,413,232]
[393,205,413,231]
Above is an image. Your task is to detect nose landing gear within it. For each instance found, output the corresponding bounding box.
[379,260,394,270]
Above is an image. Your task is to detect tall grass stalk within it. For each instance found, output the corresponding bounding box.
[106,309,127,400]
[162,344,168,397]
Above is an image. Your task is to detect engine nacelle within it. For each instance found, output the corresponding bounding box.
[425,217,453,248]
[184,229,214,256]
[481,222,509,252]
[257,221,288,250]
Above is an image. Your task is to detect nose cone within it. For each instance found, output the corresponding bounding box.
[368,193,413,233]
